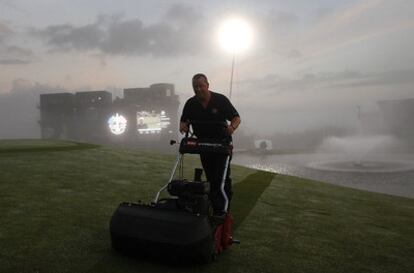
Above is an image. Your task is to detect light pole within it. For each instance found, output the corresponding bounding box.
[229,52,236,99]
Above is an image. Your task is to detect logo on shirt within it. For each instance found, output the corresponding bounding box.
[211,108,218,114]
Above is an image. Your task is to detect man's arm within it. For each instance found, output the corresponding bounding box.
[226,116,241,135]
[180,99,190,134]
[180,121,189,134]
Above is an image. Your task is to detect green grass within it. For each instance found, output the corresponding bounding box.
[0,139,99,153]
[0,139,413,273]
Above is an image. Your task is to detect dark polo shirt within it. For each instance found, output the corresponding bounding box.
[180,91,239,139]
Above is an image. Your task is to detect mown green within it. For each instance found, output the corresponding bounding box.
[0,139,412,273]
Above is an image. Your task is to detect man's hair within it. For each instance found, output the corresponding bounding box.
[192,73,209,84]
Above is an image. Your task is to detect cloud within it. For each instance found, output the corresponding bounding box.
[256,9,299,39]
[240,70,358,93]
[0,45,34,65]
[330,69,414,88]
[165,3,200,26]
[249,9,301,59]
[240,68,414,96]
[235,67,414,133]
[37,23,105,52]
[0,59,30,65]
[0,20,13,42]
[6,45,32,57]
[30,4,302,59]
[32,4,208,57]
[297,0,414,59]
[0,20,34,65]
[0,21,12,34]
[9,78,65,95]
[315,7,335,20]
[271,11,299,26]
[287,49,302,59]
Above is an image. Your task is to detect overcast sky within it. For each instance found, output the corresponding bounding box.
[1,0,413,135]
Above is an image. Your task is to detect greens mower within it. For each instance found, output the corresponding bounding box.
[109,126,239,263]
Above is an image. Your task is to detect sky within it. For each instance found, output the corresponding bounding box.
[0,0,413,136]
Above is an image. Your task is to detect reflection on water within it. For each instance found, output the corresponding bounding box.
[249,164,278,173]
[233,153,414,198]
[308,160,414,173]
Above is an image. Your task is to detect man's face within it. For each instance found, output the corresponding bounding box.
[192,77,209,100]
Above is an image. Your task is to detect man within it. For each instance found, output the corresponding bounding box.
[180,73,241,214]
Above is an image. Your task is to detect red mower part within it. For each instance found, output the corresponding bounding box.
[221,213,233,250]
[214,224,224,254]
[214,213,235,254]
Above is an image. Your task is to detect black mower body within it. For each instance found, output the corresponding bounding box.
[110,202,214,261]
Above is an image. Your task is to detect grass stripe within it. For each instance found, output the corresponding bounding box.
[232,171,276,230]
[0,141,100,154]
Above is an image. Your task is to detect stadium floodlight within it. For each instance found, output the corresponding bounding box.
[218,17,253,99]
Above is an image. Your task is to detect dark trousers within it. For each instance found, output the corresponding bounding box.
[200,154,232,212]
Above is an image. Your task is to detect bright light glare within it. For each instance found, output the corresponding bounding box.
[108,113,127,135]
[218,18,253,53]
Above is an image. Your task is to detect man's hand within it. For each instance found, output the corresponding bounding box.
[225,116,240,136]
[225,125,235,136]
[179,121,189,134]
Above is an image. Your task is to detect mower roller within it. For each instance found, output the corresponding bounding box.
[109,124,239,263]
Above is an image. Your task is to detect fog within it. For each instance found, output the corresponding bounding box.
[0,80,50,138]
[1,0,413,147]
